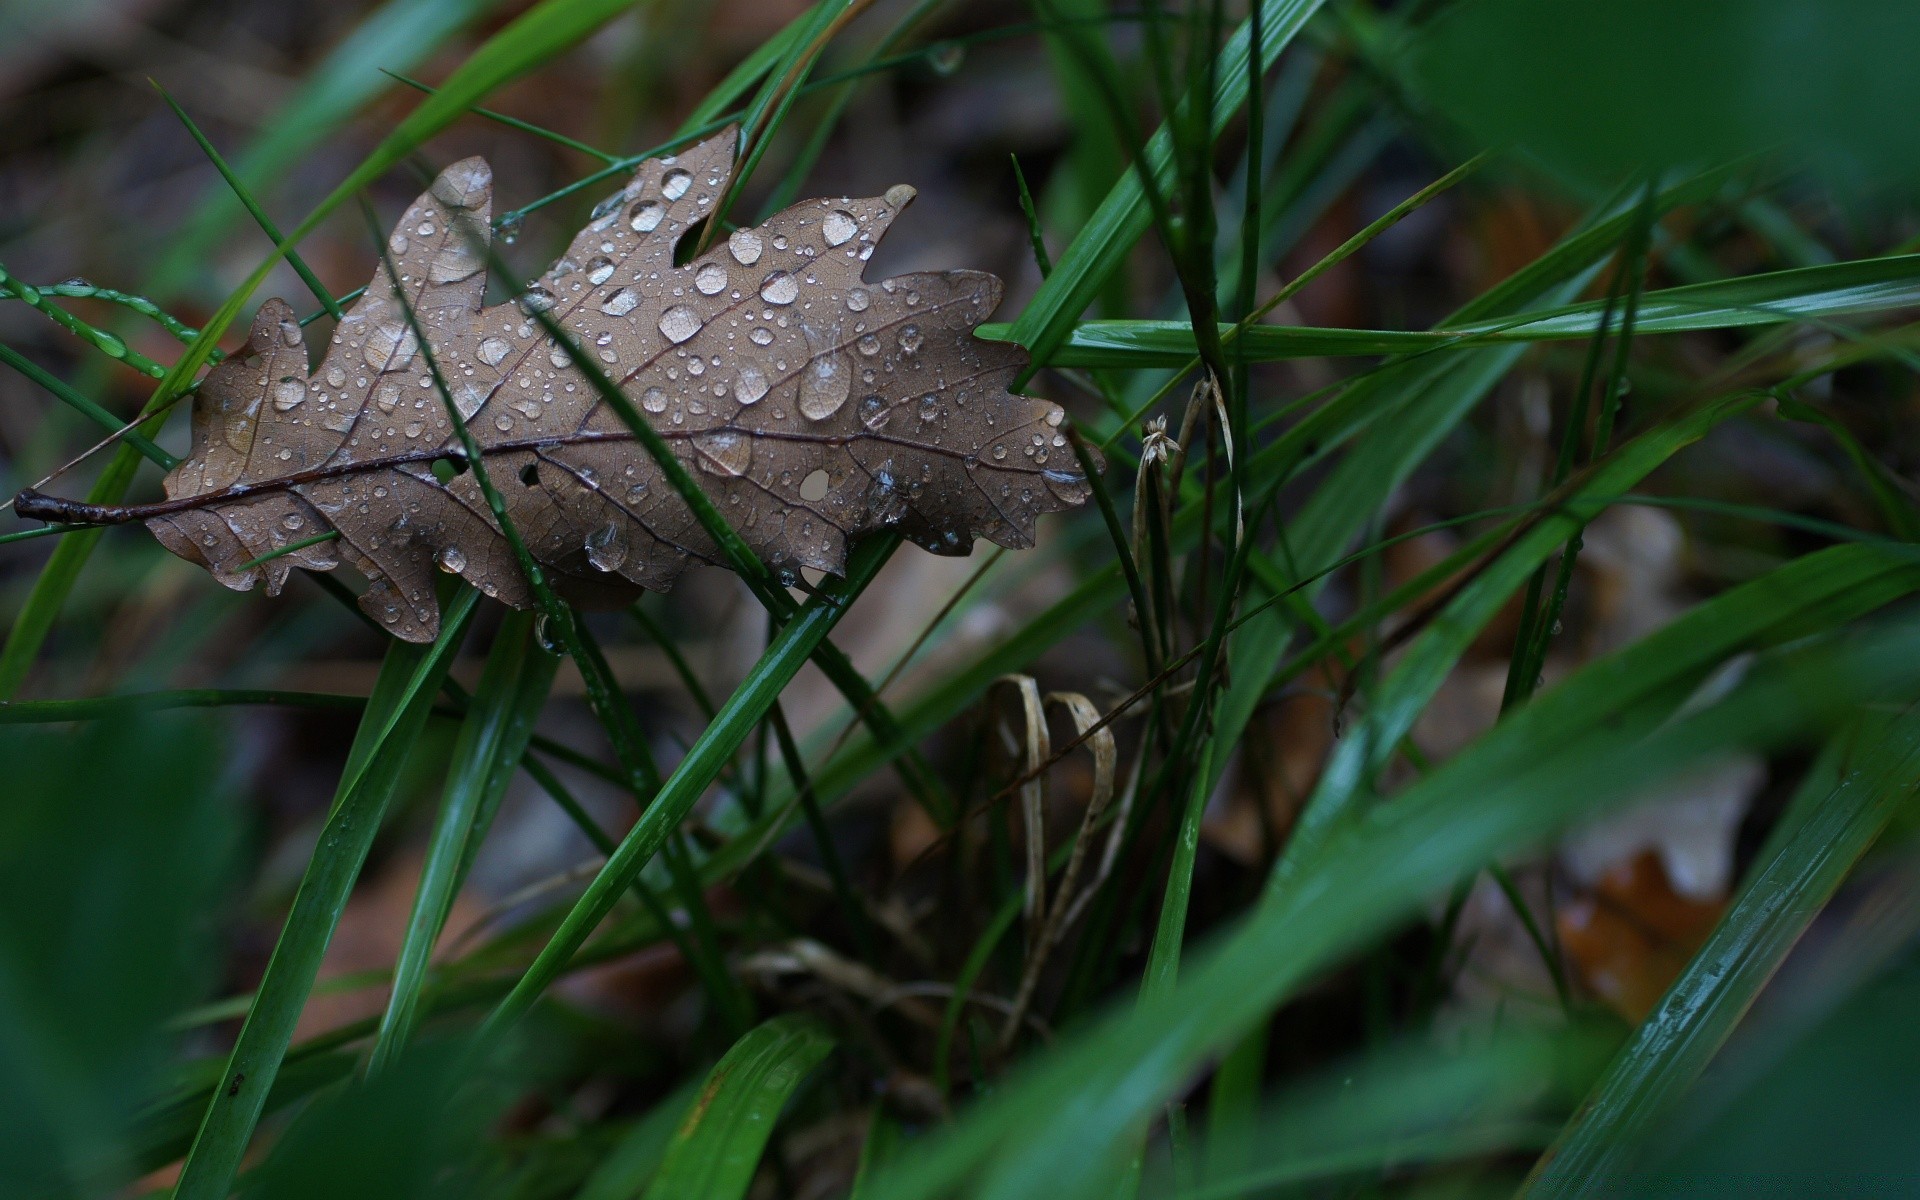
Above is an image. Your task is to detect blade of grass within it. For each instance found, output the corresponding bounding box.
[1007,0,1328,374]
[576,1080,701,1200]
[172,587,479,1200]
[640,1014,835,1200]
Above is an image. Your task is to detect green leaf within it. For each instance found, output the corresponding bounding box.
[172,588,480,1200]
[641,1015,835,1200]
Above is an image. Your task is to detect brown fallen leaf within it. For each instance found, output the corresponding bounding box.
[17,128,1090,640]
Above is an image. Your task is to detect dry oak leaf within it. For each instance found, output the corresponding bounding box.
[21,129,1090,641]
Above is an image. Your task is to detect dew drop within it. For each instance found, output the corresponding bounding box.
[661,168,693,200]
[729,229,764,265]
[601,288,641,317]
[629,201,664,232]
[658,305,702,343]
[494,414,513,432]
[858,394,889,430]
[898,324,923,355]
[478,337,511,366]
[695,430,752,476]
[856,333,880,357]
[798,354,850,420]
[519,285,555,314]
[736,364,769,404]
[325,366,347,388]
[272,377,307,411]
[928,41,964,75]
[822,209,858,247]
[695,262,729,295]
[585,522,628,572]
[586,257,616,285]
[437,546,467,574]
[363,323,418,372]
[640,386,668,413]
[759,272,799,305]
[845,287,871,313]
[749,327,775,346]
[549,346,572,369]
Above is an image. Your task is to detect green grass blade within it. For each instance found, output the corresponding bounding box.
[171,588,480,1200]
[368,611,558,1074]
[153,85,343,319]
[999,252,1920,365]
[1175,1026,1610,1198]
[1141,739,1217,1001]
[1525,705,1920,1194]
[640,1015,835,1200]
[576,1080,701,1200]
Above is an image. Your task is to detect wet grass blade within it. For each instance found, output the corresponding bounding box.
[1526,704,1920,1194]
[171,588,479,1200]
[640,1014,835,1200]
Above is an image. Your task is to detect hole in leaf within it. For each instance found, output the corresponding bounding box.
[430,457,469,482]
[672,215,712,267]
[519,462,539,486]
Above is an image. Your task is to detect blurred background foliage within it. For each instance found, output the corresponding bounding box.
[2,0,1920,1196]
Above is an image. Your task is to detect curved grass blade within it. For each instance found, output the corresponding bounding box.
[1525,704,1920,1194]
[640,1014,835,1200]
[171,588,480,1200]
